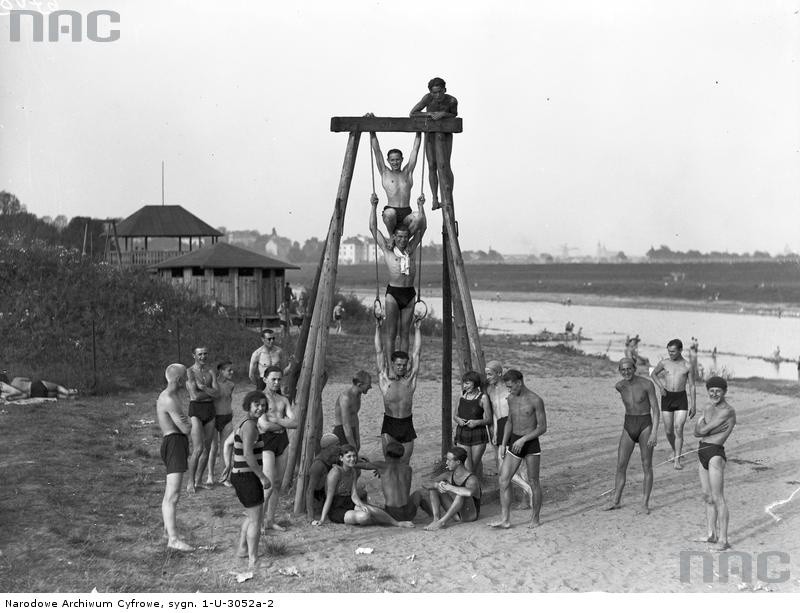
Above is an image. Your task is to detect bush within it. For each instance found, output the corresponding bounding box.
[0,238,258,392]
[330,291,442,337]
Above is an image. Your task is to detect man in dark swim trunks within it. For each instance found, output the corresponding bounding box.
[365,121,425,237]
[156,363,194,552]
[370,190,427,358]
[409,76,458,210]
[693,376,736,551]
[604,358,660,514]
[332,370,372,451]
[356,442,422,526]
[489,370,547,530]
[419,447,481,530]
[652,338,696,470]
[185,346,219,494]
[375,316,423,463]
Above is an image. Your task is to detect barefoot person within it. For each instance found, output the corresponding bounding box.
[369,192,427,357]
[409,77,458,210]
[258,366,298,531]
[356,442,422,526]
[332,370,373,451]
[693,376,736,551]
[3,376,78,399]
[304,433,341,520]
[605,358,660,514]
[651,338,696,470]
[332,301,345,335]
[485,361,533,508]
[366,124,425,236]
[185,346,218,493]
[231,391,271,568]
[420,447,481,531]
[206,360,235,487]
[248,329,293,391]
[489,369,547,530]
[375,316,423,463]
[156,363,193,552]
[453,371,492,478]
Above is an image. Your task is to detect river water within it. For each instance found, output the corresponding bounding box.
[352,291,800,380]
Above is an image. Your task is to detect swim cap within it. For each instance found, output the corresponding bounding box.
[486,360,503,374]
[705,376,728,391]
[320,433,340,449]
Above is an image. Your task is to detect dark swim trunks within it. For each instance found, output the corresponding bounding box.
[507,432,541,458]
[160,432,189,474]
[333,424,347,445]
[230,471,265,508]
[188,400,215,425]
[661,390,688,412]
[214,413,233,433]
[386,285,417,310]
[381,414,417,443]
[698,441,726,469]
[385,499,418,522]
[383,206,413,227]
[0,372,9,384]
[494,416,508,445]
[624,414,653,443]
[261,430,290,457]
[29,380,48,398]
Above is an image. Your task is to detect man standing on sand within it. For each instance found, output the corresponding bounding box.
[693,376,736,551]
[604,358,660,514]
[485,360,533,509]
[332,370,373,451]
[420,447,481,531]
[249,329,293,391]
[651,338,696,470]
[157,363,194,552]
[489,370,547,530]
[409,77,458,210]
[185,346,218,493]
[258,366,298,531]
[365,121,425,238]
[206,360,235,487]
[375,316,423,463]
[370,192,427,357]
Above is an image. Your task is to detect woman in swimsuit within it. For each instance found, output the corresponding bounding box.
[453,371,493,477]
[312,445,370,526]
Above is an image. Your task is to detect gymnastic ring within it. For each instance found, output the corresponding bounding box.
[373,298,384,321]
[413,299,428,321]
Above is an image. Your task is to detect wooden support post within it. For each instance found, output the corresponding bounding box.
[286,131,360,512]
[446,239,472,376]
[440,224,453,462]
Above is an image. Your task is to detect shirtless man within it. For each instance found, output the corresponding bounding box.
[489,370,547,530]
[375,316,422,463]
[485,360,533,508]
[420,446,481,531]
[351,442,419,528]
[369,195,426,357]
[249,329,293,391]
[206,360,235,487]
[185,346,218,493]
[693,376,736,551]
[651,338,696,470]
[605,358,660,514]
[409,76,458,210]
[304,433,341,520]
[367,126,425,236]
[3,377,77,399]
[332,370,373,451]
[157,363,194,552]
[258,365,298,531]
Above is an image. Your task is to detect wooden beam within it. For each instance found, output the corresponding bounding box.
[440,224,453,462]
[446,239,472,376]
[331,116,462,134]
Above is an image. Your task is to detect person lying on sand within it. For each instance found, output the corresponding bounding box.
[418,446,481,531]
[604,358,660,514]
[2,376,78,400]
[311,444,414,528]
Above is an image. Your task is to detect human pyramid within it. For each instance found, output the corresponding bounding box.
[155,78,737,569]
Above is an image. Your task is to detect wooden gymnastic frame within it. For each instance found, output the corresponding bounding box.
[283,116,485,514]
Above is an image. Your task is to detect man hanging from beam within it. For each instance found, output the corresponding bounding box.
[409,76,458,210]
[365,116,426,238]
[370,191,426,358]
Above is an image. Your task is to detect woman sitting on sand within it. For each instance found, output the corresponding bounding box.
[230,391,271,568]
[453,371,492,477]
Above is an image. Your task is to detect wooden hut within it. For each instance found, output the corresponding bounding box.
[109,205,223,267]
[152,242,299,324]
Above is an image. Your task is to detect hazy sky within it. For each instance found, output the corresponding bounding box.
[2,0,799,256]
